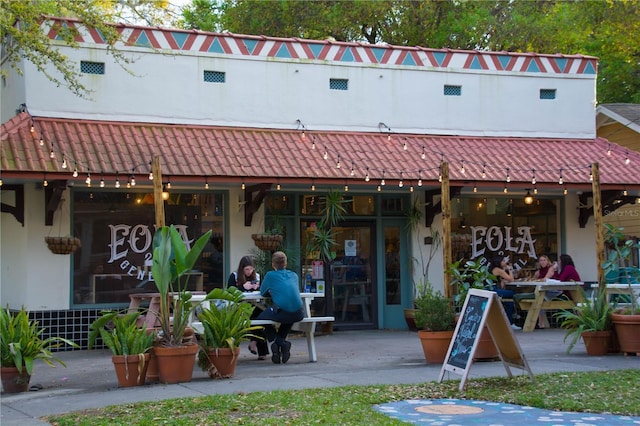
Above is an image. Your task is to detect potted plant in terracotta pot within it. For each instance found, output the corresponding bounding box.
[1,306,78,393]
[603,224,640,355]
[151,225,212,384]
[404,197,442,331]
[447,259,499,360]
[555,286,613,355]
[88,310,156,387]
[196,287,263,378]
[414,281,456,364]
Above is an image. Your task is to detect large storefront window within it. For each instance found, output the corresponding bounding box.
[72,190,225,305]
[451,196,558,277]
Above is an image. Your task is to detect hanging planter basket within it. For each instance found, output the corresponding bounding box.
[251,234,283,251]
[45,236,82,255]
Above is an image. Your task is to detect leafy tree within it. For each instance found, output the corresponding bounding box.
[180,0,639,103]
[0,0,172,98]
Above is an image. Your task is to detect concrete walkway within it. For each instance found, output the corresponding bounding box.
[1,328,638,425]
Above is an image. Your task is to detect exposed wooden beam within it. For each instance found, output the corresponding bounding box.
[244,183,272,226]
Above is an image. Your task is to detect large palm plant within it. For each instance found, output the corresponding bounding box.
[151,225,212,347]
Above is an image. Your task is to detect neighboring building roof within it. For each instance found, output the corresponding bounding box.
[44,16,597,76]
[596,103,640,135]
[2,112,640,192]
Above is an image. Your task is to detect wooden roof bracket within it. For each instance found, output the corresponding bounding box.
[578,190,635,228]
[425,186,462,227]
[45,180,68,226]
[1,184,25,226]
[244,183,273,226]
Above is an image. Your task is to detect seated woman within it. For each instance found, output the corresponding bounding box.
[552,254,582,300]
[513,255,556,328]
[489,256,521,330]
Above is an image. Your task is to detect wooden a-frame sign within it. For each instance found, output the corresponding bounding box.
[438,289,534,391]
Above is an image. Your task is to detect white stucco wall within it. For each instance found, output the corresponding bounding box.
[10,42,596,139]
[0,184,72,310]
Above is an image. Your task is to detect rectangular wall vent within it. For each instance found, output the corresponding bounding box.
[204,70,225,83]
[540,89,556,99]
[80,61,105,75]
[330,78,348,90]
[444,85,462,96]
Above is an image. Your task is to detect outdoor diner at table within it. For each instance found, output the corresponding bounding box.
[188,291,334,362]
[505,280,585,332]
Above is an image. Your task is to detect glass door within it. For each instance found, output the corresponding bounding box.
[330,222,376,328]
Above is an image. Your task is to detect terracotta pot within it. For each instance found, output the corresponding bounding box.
[1,366,31,393]
[417,330,454,364]
[153,344,198,384]
[473,326,499,360]
[611,312,640,355]
[146,350,159,384]
[404,308,418,331]
[203,347,241,379]
[581,330,611,356]
[112,354,150,387]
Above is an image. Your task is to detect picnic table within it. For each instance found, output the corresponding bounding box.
[506,280,585,332]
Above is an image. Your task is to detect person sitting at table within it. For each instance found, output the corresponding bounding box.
[552,254,582,300]
[513,254,556,328]
[228,256,268,360]
[489,255,521,330]
[257,251,304,364]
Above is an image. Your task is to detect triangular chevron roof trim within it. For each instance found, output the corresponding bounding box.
[42,16,598,76]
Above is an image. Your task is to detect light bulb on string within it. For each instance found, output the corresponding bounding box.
[62,155,67,169]
[589,171,593,182]
[625,152,630,164]
[73,163,78,178]
[365,168,370,182]
[607,144,612,156]
[100,175,105,188]
[377,185,381,192]
[323,150,328,160]
[43,174,48,187]
[336,155,341,169]
[403,140,407,151]
[49,148,55,159]
[506,168,510,183]
[460,160,465,174]
[166,180,171,189]
[398,172,403,188]
[623,188,628,196]
[421,147,426,160]
[533,186,538,194]
[276,183,281,191]
[410,185,414,193]
[241,180,245,190]
[350,162,355,176]
[39,136,44,146]
[503,183,508,193]
[205,178,209,189]
[149,170,153,180]
[473,183,477,193]
[381,170,385,186]
[531,169,536,185]
[558,169,563,185]
[311,137,316,150]
[131,175,136,186]
[563,187,568,195]
[481,163,486,178]
[311,180,315,191]
[115,175,120,188]
[344,183,349,192]
[86,173,91,187]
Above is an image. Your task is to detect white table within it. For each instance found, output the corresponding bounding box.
[599,283,640,303]
[189,291,334,362]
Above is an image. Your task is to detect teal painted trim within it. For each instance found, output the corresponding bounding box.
[208,38,226,53]
[432,52,447,66]
[583,62,596,74]
[469,56,483,70]
[275,44,292,58]
[308,44,323,59]
[135,32,152,48]
[243,39,259,54]
[171,32,189,49]
[370,47,385,63]
[526,60,542,72]
[497,55,511,69]
[401,53,417,66]
[554,58,568,72]
[341,47,356,62]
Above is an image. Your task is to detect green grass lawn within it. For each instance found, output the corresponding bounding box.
[46,369,639,425]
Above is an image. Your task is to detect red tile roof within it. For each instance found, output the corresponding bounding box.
[2,112,640,191]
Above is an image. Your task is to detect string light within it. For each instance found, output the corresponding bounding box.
[418,170,422,187]
[149,171,153,180]
[130,175,136,186]
[607,144,612,156]
[623,187,628,196]
[49,148,55,159]
[473,182,477,193]
[115,174,120,188]
[381,170,385,186]
[589,171,593,182]
[503,183,508,193]
[241,180,245,190]
[398,172,403,188]
[460,160,465,174]
[410,185,414,193]
[73,163,79,178]
[365,168,370,182]
[421,147,426,160]
[276,183,281,190]
[403,140,407,151]
[39,135,44,146]
[166,179,171,189]
[558,169,563,185]
[563,187,568,195]
[61,155,67,169]
[323,150,328,160]
[43,174,48,187]
[625,151,630,164]
[336,155,341,169]
[205,177,209,189]
[531,169,536,185]
[311,136,316,150]
[506,167,510,183]
[350,162,355,176]
[85,172,91,187]
[344,182,349,192]
[481,163,486,178]
[100,174,105,188]
[377,185,381,192]
[311,179,315,191]
[533,186,538,195]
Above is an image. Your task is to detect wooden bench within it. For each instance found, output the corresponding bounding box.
[191,315,334,362]
[517,298,575,311]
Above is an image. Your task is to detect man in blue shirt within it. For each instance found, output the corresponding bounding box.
[258,251,304,364]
